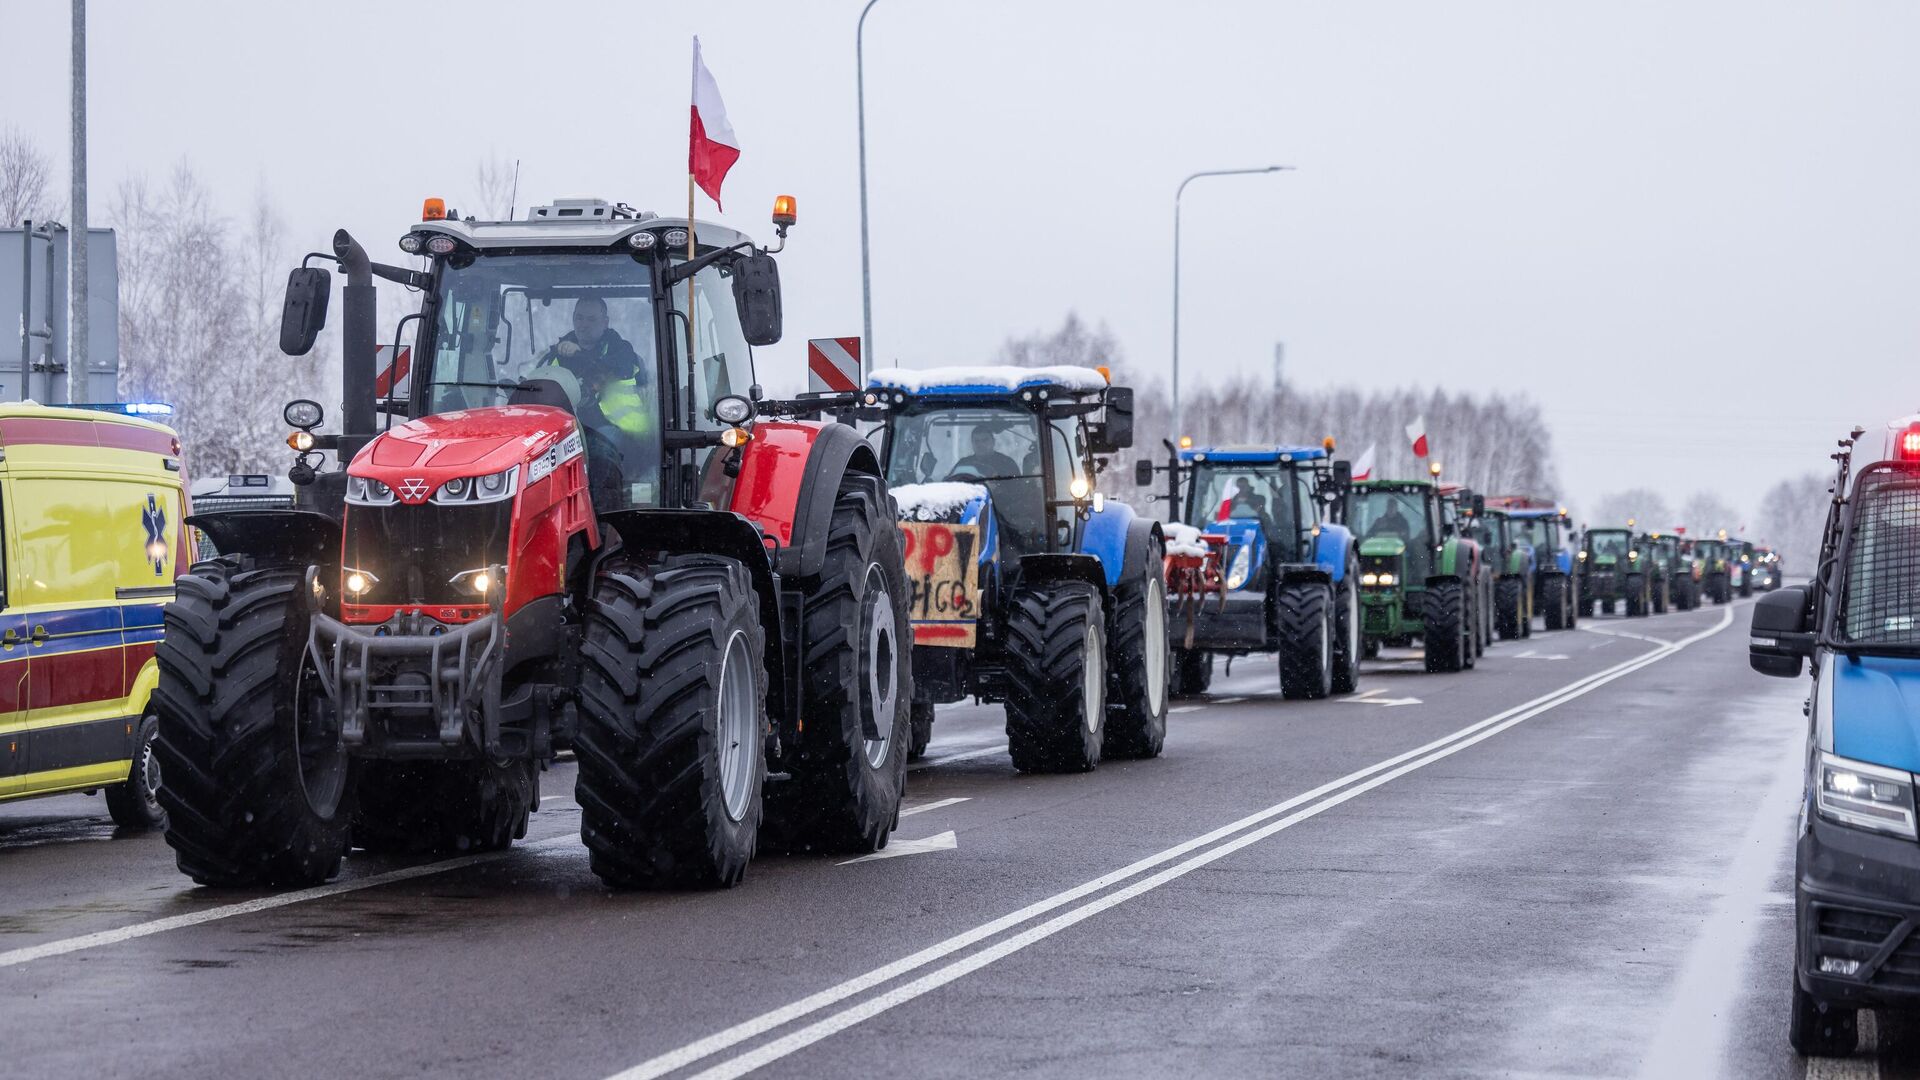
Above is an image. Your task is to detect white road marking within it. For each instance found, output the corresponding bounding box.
[1511,650,1569,660]
[907,745,1003,771]
[610,607,1736,1080]
[1209,696,1247,705]
[1338,687,1422,707]
[838,831,957,865]
[1579,624,1673,647]
[0,835,575,969]
[898,797,970,818]
[1168,705,1204,714]
[1635,727,1805,1078]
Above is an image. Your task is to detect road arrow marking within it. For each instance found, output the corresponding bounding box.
[899,797,970,819]
[839,831,957,865]
[1339,687,1422,707]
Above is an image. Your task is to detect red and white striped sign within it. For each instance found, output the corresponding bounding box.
[807,337,862,394]
[375,345,411,398]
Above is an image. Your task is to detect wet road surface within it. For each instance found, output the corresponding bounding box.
[0,599,1869,1078]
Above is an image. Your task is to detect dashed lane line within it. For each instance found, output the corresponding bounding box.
[610,606,1736,1080]
[908,745,1003,771]
[898,797,970,818]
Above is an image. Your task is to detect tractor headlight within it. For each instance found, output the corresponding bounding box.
[1577,551,1588,561]
[343,568,379,597]
[1069,475,1092,500]
[346,475,397,506]
[448,567,499,597]
[1629,549,1640,560]
[1225,544,1252,590]
[1361,572,1379,586]
[1816,752,1918,839]
[1377,573,1396,587]
[432,467,518,505]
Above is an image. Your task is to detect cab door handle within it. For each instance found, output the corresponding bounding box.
[29,625,48,644]
[1,628,17,649]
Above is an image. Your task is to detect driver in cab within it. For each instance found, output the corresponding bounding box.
[953,427,1020,479]
[536,296,651,442]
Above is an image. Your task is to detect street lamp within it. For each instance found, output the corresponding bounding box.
[856,0,883,370]
[1171,165,1292,440]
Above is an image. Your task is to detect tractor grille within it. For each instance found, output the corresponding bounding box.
[1842,468,1920,647]
[343,501,513,607]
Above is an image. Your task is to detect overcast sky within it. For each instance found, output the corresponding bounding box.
[7,0,1918,520]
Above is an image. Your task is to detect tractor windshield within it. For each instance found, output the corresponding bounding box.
[1351,487,1435,577]
[425,253,663,508]
[1587,530,1631,559]
[1511,517,1558,552]
[1840,468,1920,648]
[885,405,1048,555]
[1187,464,1304,545]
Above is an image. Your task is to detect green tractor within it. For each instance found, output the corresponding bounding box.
[1632,530,1676,613]
[1578,526,1656,617]
[1648,531,1698,610]
[1350,477,1487,673]
[1694,536,1733,604]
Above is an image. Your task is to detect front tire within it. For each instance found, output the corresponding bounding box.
[1331,570,1362,695]
[153,556,354,887]
[764,477,912,854]
[1625,573,1646,617]
[104,713,166,832]
[1105,534,1169,759]
[908,701,934,761]
[1541,576,1568,631]
[1004,579,1105,773]
[1277,581,1334,700]
[1495,578,1524,640]
[576,554,766,889]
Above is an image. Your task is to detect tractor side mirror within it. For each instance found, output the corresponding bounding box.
[280,267,332,356]
[1472,493,1486,516]
[1749,584,1815,677]
[1091,387,1135,452]
[1333,460,1352,488]
[731,252,783,346]
[1134,459,1154,487]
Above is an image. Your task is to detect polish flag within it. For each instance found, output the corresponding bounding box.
[1405,415,1428,458]
[1352,443,1377,482]
[1216,477,1241,521]
[690,37,740,209]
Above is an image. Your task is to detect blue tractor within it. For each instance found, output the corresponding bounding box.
[863,366,1169,772]
[1501,504,1580,630]
[1137,443,1361,699]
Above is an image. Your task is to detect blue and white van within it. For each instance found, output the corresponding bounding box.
[1751,414,1920,1056]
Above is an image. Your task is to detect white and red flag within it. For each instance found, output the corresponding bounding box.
[689,37,740,209]
[1405,415,1428,458]
[1351,443,1377,482]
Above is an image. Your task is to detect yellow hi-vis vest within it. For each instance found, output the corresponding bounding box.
[598,377,651,439]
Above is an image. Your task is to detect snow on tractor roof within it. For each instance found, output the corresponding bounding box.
[866,365,1110,398]
[891,482,989,522]
[1178,444,1326,464]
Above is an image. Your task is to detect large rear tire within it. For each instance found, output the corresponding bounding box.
[1625,573,1646,618]
[153,556,354,887]
[1004,579,1105,773]
[352,758,534,854]
[908,701,934,761]
[104,713,166,831]
[1278,581,1334,700]
[576,554,766,889]
[1424,581,1468,673]
[1541,576,1568,631]
[764,478,912,854]
[1104,533,1169,759]
[1495,578,1524,640]
[1171,648,1212,697]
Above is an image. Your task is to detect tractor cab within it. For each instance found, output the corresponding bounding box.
[1177,445,1341,591]
[1351,479,1445,582]
[1502,504,1581,629]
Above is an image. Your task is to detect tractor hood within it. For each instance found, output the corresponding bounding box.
[1360,536,1407,559]
[350,405,577,504]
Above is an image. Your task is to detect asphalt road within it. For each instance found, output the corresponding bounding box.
[0,598,1878,1079]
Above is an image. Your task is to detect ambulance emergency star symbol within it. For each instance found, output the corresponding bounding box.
[142,494,168,575]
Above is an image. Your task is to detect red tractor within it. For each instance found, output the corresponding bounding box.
[154,196,912,890]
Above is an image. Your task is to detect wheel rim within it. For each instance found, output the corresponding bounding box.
[139,723,162,814]
[1144,572,1167,716]
[1084,621,1106,733]
[293,660,349,818]
[861,564,899,769]
[716,628,758,822]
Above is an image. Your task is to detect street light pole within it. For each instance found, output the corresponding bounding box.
[1171,165,1291,441]
[856,0,882,374]
[69,0,86,406]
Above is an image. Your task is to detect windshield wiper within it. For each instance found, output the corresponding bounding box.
[432,380,536,392]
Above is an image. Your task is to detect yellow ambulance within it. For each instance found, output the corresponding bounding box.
[0,402,189,830]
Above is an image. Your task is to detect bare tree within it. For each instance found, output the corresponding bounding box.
[1677,491,1744,538]
[996,312,1124,371]
[0,127,59,226]
[473,154,517,221]
[1591,488,1675,531]
[1755,472,1830,575]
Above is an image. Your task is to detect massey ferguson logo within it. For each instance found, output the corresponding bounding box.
[398,478,429,501]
